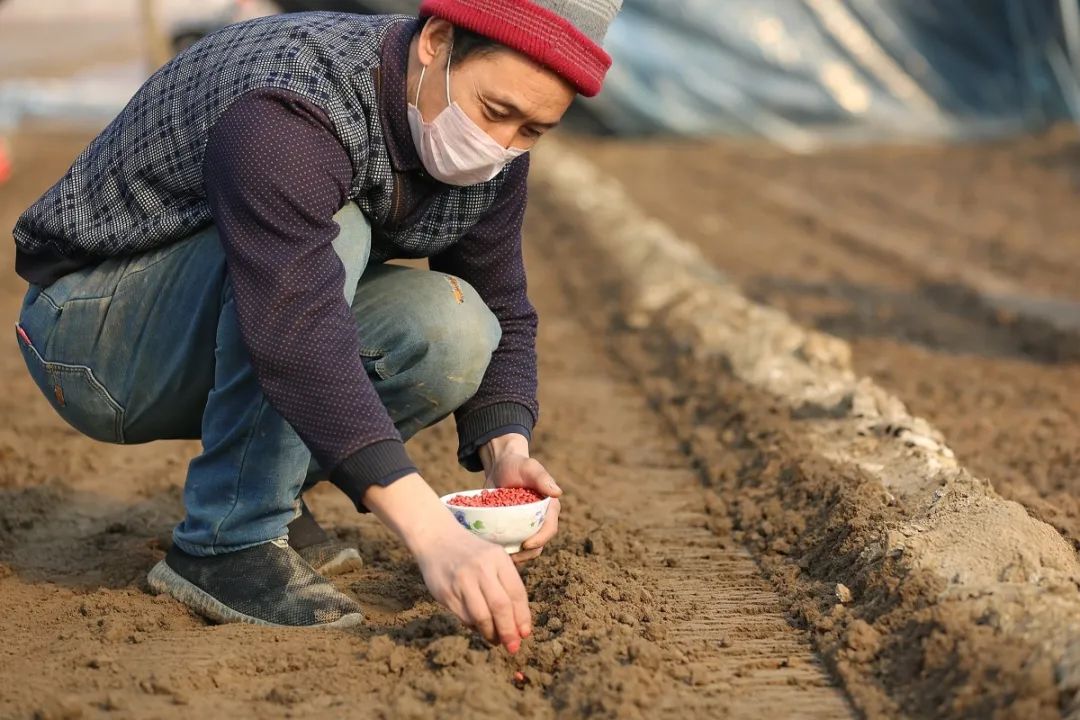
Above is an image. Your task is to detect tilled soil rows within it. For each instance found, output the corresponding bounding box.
[566,130,1080,548]
[0,131,852,718]
[541,132,1080,718]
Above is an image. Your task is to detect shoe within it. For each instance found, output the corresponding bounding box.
[147,539,365,628]
[295,539,364,576]
[288,499,363,576]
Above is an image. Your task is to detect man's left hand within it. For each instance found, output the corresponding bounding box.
[479,434,562,565]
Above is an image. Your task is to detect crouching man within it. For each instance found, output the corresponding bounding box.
[11,0,622,653]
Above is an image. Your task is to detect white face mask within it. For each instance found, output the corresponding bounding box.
[407,43,527,186]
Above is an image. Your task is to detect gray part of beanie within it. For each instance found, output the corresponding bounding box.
[531,0,623,44]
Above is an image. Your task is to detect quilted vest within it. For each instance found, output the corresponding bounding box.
[13,12,508,265]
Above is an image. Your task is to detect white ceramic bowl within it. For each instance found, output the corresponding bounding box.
[440,489,552,554]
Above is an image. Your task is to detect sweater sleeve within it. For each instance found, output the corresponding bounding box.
[202,88,416,511]
[428,154,539,471]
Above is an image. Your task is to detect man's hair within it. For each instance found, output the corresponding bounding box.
[421,17,505,67]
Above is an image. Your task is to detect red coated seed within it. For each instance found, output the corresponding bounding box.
[448,488,545,508]
[513,671,526,683]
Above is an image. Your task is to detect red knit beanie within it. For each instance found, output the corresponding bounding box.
[418,0,621,97]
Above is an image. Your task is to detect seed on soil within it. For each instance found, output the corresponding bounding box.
[447,488,545,507]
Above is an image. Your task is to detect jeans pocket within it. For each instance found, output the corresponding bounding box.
[15,323,126,443]
[358,347,390,381]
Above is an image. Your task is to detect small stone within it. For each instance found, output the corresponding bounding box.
[427,636,470,668]
[386,647,409,674]
[835,583,853,604]
[31,699,84,720]
[101,694,126,712]
[601,586,624,602]
[265,684,304,706]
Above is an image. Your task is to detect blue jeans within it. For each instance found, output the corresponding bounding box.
[14,203,500,556]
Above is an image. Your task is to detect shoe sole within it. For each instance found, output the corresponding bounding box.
[305,547,364,577]
[146,560,365,629]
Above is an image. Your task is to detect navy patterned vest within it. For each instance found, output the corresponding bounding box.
[13,12,508,265]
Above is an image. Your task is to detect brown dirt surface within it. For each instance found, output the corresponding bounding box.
[0,130,852,718]
[566,130,1080,549]
[528,147,1080,719]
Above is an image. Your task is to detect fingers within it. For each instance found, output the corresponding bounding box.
[522,498,560,552]
[521,458,563,497]
[496,457,562,497]
[479,566,525,653]
[462,584,495,645]
[498,561,532,638]
[512,547,543,565]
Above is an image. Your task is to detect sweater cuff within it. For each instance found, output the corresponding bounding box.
[457,402,536,472]
[329,439,417,512]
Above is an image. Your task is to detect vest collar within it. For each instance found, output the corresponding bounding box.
[378,18,424,174]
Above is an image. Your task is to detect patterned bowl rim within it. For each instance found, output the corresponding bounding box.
[439,489,552,512]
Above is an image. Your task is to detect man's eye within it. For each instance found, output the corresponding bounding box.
[485,106,509,120]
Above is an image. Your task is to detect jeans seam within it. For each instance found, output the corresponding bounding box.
[358,347,391,381]
[37,292,62,312]
[172,534,270,558]
[40,243,192,308]
[208,395,271,550]
[116,242,190,286]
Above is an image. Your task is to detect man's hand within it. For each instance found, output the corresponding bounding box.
[413,522,531,653]
[364,473,531,653]
[479,434,562,565]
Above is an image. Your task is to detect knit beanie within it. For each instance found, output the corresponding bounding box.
[418,0,623,97]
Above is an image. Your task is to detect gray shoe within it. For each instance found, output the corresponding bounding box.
[288,499,363,576]
[296,539,364,576]
[147,539,364,628]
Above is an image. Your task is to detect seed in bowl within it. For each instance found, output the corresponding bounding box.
[447,488,545,508]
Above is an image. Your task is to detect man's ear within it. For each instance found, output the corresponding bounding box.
[417,17,454,68]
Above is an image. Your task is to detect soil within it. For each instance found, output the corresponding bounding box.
[566,129,1080,549]
[7,118,1077,719]
[530,139,1080,719]
[0,130,852,718]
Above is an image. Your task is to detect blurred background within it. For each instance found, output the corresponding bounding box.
[1,0,1079,547]
[4,0,1080,148]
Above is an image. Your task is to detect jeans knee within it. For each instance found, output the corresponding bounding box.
[330,203,371,299]
[424,275,501,405]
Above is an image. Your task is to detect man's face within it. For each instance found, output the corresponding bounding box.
[412,19,576,151]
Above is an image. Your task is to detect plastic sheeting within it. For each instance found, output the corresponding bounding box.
[273,0,1080,146]
[587,0,1080,147]
[12,0,1070,146]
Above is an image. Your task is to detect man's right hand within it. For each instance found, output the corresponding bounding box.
[362,473,532,652]
[413,519,531,652]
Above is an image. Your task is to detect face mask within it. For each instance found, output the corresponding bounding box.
[407,42,526,186]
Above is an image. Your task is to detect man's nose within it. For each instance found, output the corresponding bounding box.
[489,125,519,149]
